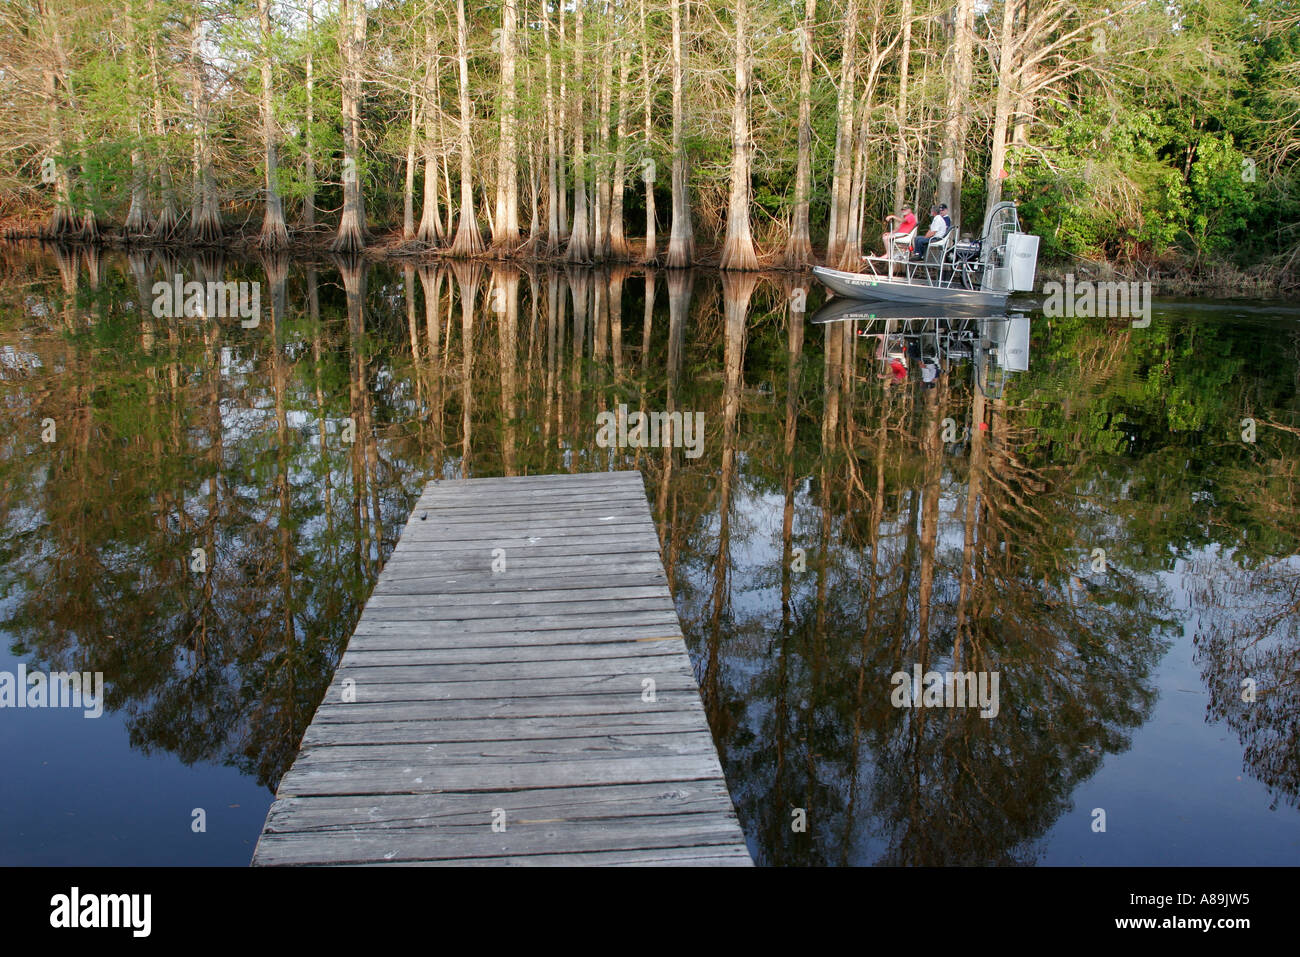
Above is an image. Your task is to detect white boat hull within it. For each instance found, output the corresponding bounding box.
[812,266,1011,308]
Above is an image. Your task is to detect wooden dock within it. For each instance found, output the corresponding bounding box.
[253,470,751,866]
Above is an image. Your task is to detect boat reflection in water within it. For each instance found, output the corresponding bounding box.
[808,297,1033,399]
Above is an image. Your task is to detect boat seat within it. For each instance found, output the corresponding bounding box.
[889,227,917,261]
[919,227,956,265]
[936,228,959,266]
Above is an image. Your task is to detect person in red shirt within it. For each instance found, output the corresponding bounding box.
[880,204,918,257]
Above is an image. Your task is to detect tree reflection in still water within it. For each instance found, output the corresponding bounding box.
[0,244,1295,862]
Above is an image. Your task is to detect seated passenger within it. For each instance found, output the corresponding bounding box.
[911,206,949,260]
[880,204,917,256]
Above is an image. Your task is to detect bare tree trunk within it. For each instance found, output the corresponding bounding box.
[148,0,180,238]
[558,3,570,241]
[257,0,289,250]
[593,6,614,261]
[403,91,419,240]
[841,35,887,269]
[40,56,76,238]
[125,137,150,235]
[1012,1,1034,150]
[913,13,933,208]
[524,123,543,252]
[826,0,859,265]
[521,42,542,253]
[48,15,97,240]
[542,1,560,251]
[481,180,496,239]
[893,0,913,213]
[302,0,316,227]
[492,0,521,253]
[784,0,816,266]
[333,0,368,252]
[842,92,871,268]
[441,151,453,236]
[417,39,444,245]
[665,0,694,267]
[609,36,632,259]
[123,11,150,236]
[719,0,759,270]
[449,0,483,255]
[938,0,974,229]
[38,1,76,236]
[189,11,222,242]
[638,0,657,263]
[565,0,592,261]
[985,0,1018,212]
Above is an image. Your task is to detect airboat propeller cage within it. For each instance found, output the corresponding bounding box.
[978,201,1040,293]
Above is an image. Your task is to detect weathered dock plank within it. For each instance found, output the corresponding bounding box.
[252,471,751,867]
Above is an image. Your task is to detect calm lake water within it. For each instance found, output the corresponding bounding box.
[0,243,1297,866]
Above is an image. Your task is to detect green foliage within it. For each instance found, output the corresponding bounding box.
[1187,135,1259,258]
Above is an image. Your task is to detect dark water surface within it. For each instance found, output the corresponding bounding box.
[0,243,1296,865]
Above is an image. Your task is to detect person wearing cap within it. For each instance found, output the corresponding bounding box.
[911,205,949,260]
[880,204,917,256]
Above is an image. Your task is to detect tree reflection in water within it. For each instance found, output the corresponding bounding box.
[0,244,1294,863]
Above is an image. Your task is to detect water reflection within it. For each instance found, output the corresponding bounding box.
[0,242,1296,864]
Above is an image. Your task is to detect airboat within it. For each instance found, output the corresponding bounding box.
[812,201,1040,308]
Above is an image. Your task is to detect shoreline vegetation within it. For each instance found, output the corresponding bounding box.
[2,1,1297,295]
